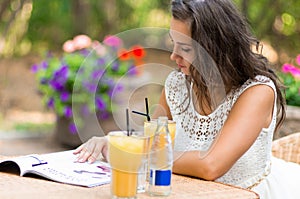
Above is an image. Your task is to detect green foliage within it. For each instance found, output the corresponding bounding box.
[28,0,73,50]
[280,73,300,106]
[1,0,299,65]
[14,122,54,134]
[278,54,300,107]
[25,0,170,54]
[234,0,300,59]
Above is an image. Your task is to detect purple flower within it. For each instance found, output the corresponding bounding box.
[60,91,70,102]
[64,106,73,118]
[108,83,123,98]
[83,82,97,93]
[108,89,113,98]
[128,65,138,76]
[47,98,54,108]
[69,122,77,134]
[106,79,115,88]
[31,64,39,73]
[50,65,69,91]
[115,83,124,92]
[111,62,119,71]
[91,69,105,80]
[98,111,110,120]
[81,105,90,116]
[79,49,90,56]
[97,58,105,66]
[95,97,106,110]
[41,61,48,69]
[40,78,48,85]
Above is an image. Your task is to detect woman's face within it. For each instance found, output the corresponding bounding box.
[169,18,195,75]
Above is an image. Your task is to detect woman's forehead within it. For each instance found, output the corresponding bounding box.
[170,18,191,37]
[170,20,193,45]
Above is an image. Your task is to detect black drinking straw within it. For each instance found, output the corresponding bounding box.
[145,98,151,121]
[126,108,130,136]
[132,111,148,117]
[131,98,151,121]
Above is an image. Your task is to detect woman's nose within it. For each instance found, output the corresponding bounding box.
[170,50,180,61]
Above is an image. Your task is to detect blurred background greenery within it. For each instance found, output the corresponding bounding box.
[0,0,171,57]
[0,0,299,63]
[0,0,299,139]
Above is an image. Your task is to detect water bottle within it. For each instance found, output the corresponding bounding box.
[148,116,173,196]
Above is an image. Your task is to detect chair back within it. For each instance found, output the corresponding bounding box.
[272,132,300,164]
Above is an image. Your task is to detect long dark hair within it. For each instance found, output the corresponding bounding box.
[171,0,285,132]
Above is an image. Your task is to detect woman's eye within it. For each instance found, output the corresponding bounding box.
[182,48,191,52]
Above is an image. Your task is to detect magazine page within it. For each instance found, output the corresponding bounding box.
[29,150,111,187]
[0,150,111,187]
[0,155,40,176]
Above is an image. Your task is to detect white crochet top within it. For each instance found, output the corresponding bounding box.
[165,71,277,188]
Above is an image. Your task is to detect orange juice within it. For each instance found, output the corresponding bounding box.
[108,131,149,199]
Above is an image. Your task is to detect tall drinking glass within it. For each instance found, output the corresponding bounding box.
[108,131,150,199]
[141,119,176,190]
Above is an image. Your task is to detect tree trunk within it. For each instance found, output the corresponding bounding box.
[71,0,89,35]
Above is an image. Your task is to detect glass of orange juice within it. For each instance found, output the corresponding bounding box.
[107,131,150,199]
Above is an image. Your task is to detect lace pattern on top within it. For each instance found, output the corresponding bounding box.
[165,71,277,188]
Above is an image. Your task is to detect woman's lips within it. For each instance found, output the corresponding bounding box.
[178,64,186,69]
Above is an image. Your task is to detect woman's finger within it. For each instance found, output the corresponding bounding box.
[102,144,108,161]
[78,141,96,162]
[73,143,85,154]
[88,145,102,163]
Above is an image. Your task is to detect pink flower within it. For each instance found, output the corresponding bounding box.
[92,41,107,56]
[282,63,300,78]
[290,67,300,78]
[73,34,92,50]
[103,35,122,47]
[62,40,75,53]
[296,54,300,66]
[282,63,294,73]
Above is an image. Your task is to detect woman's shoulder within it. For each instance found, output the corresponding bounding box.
[230,75,276,104]
[165,70,186,87]
[240,75,276,92]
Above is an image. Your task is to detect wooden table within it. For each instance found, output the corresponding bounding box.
[0,156,259,199]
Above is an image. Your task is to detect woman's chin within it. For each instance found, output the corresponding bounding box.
[180,68,190,75]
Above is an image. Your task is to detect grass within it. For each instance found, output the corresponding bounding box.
[13,122,54,135]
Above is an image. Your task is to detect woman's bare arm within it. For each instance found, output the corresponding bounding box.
[172,84,275,180]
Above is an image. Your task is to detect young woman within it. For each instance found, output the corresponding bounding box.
[74,1,300,198]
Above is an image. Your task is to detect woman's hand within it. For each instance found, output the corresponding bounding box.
[73,136,108,163]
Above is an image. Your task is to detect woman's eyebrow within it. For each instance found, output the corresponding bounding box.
[177,41,192,47]
[169,32,192,47]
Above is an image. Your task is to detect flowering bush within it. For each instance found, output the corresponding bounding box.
[32,34,145,134]
[279,54,300,106]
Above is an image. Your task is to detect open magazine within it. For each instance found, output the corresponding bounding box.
[0,150,111,187]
